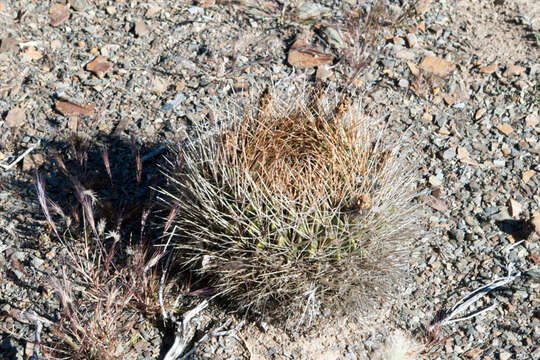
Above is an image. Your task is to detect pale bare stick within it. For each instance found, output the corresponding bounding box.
[431,263,521,330]
[0,140,41,171]
[164,300,209,360]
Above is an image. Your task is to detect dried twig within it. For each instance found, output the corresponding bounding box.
[163,300,209,360]
[0,140,41,171]
[296,287,317,331]
[20,311,48,360]
[430,263,521,330]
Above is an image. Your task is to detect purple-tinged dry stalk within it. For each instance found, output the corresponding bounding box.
[101,147,113,184]
[35,172,61,239]
[161,86,421,321]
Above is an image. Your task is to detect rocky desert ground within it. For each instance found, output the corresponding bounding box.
[0,0,539,359]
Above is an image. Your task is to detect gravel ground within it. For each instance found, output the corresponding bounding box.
[1,0,539,359]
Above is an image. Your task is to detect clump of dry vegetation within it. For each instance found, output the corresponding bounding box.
[35,139,177,359]
[162,85,420,321]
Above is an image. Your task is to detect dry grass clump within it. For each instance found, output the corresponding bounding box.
[35,139,176,359]
[162,86,420,320]
[47,236,165,360]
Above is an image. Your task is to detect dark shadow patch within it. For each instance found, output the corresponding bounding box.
[495,219,527,239]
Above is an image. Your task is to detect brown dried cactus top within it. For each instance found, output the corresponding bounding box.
[218,88,391,211]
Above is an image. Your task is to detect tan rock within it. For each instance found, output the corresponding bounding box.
[23,47,42,61]
[5,107,25,128]
[415,0,433,15]
[71,0,89,11]
[428,175,442,187]
[507,199,522,219]
[134,20,148,37]
[525,114,539,127]
[407,61,420,77]
[457,146,478,166]
[0,37,18,53]
[421,111,432,123]
[421,194,447,212]
[50,4,70,26]
[522,169,535,183]
[86,56,112,77]
[395,49,416,60]
[22,153,44,171]
[24,342,34,358]
[503,65,525,77]
[496,123,514,136]
[150,77,169,94]
[531,212,540,236]
[475,108,486,120]
[68,116,78,132]
[294,3,331,21]
[145,6,160,18]
[463,347,483,359]
[479,63,497,74]
[315,64,333,80]
[443,93,457,106]
[420,56,455,77]
[406,33,418,48]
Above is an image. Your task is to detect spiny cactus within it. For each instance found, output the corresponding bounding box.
[161,85,420,321]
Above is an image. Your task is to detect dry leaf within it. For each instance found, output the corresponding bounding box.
[55,100,96,117]
[288,39,333,69]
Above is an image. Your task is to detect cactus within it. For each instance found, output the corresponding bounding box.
[161,85,420,322]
